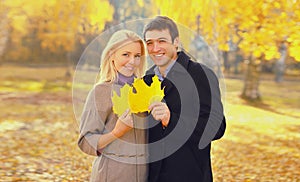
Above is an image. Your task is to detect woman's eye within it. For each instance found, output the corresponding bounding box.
[122,53,129,57]
[135,55,141,59]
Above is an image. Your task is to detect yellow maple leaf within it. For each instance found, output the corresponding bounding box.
[111,84,131,117]
[129,75,164,113]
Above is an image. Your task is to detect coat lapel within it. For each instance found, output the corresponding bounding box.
[163,52,190,95]
[145,51,191,96]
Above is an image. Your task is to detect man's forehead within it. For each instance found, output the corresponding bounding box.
[145,29,172,41]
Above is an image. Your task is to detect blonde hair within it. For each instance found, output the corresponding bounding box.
[98,30,147,83]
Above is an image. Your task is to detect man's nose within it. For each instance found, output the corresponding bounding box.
[152,42,160,52]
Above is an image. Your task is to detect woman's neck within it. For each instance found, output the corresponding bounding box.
[116,72,135,86]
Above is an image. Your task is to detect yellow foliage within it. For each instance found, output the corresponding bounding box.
[137,0,144,7]
[219,43,230,51]
[6,46,30,60]
[253,49,262,58]
[111,76,164,116]
[289,46,300,62]
[112,84,131,117]
[3,0,300,62]
[129,76,164,113]
[10,15,27,36]
[3,0,113,54]
[151,0,300,61]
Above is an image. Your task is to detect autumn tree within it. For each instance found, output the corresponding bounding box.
[39,1,113,53]
[150,0,300,100]
[1,0,34,62]
[2,0,114,64]
[106,0,156,34]
[213,0,300,100]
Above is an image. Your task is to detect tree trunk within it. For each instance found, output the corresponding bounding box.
[274,43,287,83]
[241,55,261,100]
[223,51,230,73]
[0,15,9,64]
[65,52,72,79]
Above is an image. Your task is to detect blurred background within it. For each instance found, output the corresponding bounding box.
[0,0,299,181]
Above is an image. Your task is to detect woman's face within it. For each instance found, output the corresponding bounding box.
[113,42,142,77]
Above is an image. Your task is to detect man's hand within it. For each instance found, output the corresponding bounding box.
[149,102,170,127]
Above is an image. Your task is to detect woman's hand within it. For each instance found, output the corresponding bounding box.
[97,109,133,150]
[112,109,133,138]
[149,102,170,128]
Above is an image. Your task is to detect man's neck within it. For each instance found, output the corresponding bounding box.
[158,59,176,77]
[158,66,167,78]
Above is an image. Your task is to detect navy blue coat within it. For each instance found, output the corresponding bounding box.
[144,51,226,182]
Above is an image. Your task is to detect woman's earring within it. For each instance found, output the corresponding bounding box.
[112,60,117,71]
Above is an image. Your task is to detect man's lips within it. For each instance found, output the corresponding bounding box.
[153,53,164,58]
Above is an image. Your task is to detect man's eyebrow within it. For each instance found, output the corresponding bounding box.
[145,37,168,42]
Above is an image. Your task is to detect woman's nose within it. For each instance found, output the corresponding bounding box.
[128,56,135,64]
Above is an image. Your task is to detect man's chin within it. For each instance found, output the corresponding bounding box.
[153,59,167,65]
[151,56,164,61]
[154,62,166,67]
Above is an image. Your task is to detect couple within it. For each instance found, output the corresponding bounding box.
[78,16,226,182]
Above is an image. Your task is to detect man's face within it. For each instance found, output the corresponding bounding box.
[145,29,178,69]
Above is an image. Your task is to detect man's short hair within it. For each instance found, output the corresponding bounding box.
[143,16,179,43]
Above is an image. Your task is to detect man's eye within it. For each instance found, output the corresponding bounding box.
[159,39,166,43]
[147,42,153,46]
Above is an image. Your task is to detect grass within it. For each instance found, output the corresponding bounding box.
[0,65,299,181]
[223,77,300,118]
[212,75,300,181]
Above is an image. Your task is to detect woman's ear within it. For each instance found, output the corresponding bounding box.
[110,53,116,63]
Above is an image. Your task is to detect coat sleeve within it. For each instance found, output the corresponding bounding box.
[193,64,226,147]
[170,62,225,149]
[213,116,226,140]
[77,84,111,156]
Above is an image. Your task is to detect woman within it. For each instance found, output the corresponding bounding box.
[78,30,147,182]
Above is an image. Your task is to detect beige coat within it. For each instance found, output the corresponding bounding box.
[78,82,147,182]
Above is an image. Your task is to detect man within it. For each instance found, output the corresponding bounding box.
[144,16,226,182]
